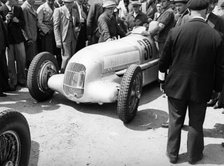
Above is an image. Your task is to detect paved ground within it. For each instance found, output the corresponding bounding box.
[0,82,224,166]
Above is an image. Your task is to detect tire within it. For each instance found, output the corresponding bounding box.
[27,52,59,102]
[117,64,143,123]
[0,109,31,166]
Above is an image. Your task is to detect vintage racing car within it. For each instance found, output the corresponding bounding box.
[27,27,159,123]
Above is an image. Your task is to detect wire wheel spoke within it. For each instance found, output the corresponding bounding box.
[0,131,20,166]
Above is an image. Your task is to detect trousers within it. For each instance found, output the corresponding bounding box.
[167,97,206,161]
[6,42,26,87]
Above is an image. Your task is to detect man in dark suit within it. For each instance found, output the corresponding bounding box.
[159,0,224,164]
[206,1,224,107]
[0,16,9,96]
[0,0,27,89]
[21,0,38,68]
[86,1,103,45]
[74,0,88,52]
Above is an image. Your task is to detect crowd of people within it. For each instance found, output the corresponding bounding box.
[0,0,224,164]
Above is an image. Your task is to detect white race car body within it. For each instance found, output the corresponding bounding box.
[48,32,159,104]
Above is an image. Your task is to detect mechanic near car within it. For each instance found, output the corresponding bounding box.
[158,0,224,164]
[53,0,80,73]
[98,0,126,42]
[125,0,148,31]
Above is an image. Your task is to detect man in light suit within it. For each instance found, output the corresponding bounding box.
[53,0,80,73]
[159,0,224,164]
[21,0,38,68]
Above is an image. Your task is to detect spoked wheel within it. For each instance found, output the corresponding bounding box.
[27,52,59,101]
[117,65,143,123]
[0,109,31,166]
[0,131,20,166]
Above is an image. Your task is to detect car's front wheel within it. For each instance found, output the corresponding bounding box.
[27,52,59,102]
[0,109,31,166]
[117,65,143,123]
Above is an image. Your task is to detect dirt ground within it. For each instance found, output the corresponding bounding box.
[0,83,224,166]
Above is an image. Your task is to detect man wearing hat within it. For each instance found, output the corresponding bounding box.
[125,0,148,31]
[173,0,189,26]
[98,0,126,42]
[53,0,80,73]
[158,0,224,164]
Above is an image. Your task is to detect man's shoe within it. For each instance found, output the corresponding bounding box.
[166,152,178,164]
[0,92,7,97]
[207,98,218,107]
[169,157,178,164]
[188,154,203,165]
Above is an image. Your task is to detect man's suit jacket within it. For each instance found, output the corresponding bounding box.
[86,2,103,37]
[159,18,224,103]
[53,5,80,46]
[0,4,25,44]
[21,1,38,41]
[207,12,224,36]
[0,16,7,52]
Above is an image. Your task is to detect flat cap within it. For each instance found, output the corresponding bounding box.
[187,0,209,10]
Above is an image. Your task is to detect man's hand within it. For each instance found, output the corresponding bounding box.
[12,17,19,23]
[56,43,62,49]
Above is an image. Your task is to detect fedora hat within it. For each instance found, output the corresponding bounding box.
[187,0,209,10]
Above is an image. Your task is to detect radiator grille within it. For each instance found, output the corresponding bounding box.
[63,63,86,98]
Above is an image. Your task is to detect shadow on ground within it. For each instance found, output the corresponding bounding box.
[182,123,224,139]
[125,109,168,131]
[29,140,40,166]
[176,144,224,165]
[0,89,60,114]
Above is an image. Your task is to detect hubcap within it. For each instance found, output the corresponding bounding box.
[38,61,57,92]
[0,131,20,166]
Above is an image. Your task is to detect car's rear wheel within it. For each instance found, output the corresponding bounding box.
[117,65,143,123]
[0,109,31,166]
[27,52,59,102]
